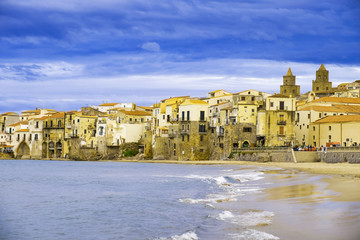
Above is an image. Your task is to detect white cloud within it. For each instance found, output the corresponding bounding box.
[141,42,161,52]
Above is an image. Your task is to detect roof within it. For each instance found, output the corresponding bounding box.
[286,67,293,76]
[314,115,360,124]
[47,112,65,119]
[137,106,153,110]
[99,103,119,106]
[118,110,152,116]
[22,109,40,114]
[1,112,19,116]
[269,94,291,98]
[15,129,30,132]
[318,64,327,71]
[300,105,360,113]
[180,99,209,106]
[8,121,28,127]
[311,97,360,104]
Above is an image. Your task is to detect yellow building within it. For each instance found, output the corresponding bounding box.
[312,64,333,96]
[280,68,300,97]
[311,115,360,147]
[42,112,65,158]
[265,94,296,146]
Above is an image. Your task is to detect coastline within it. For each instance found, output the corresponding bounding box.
[105,159,360,178]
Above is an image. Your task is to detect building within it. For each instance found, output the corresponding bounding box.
[280,68,300,97]
[311,115,360,147]
[265,94,296,146]
[312,64,333,96]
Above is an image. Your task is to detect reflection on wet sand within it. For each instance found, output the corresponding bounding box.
[265,184,328,203]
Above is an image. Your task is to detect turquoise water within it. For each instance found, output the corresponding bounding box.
[0,160,359,240]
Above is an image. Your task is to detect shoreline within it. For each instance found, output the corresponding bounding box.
[3,158,360,178]
[109,159,360,178]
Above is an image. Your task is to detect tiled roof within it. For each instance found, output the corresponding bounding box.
[137,106,153,110]
[181,99,209,106]
[269,94,291,98]
[118,110,152,116]
[300,104,360,113]
[314,115,360,124]
[311,97,360,104]
[8,121,28,127]
[99,103,119,106]
[1,112,19,116]
[22,110,41,114]
[15,129,30,132]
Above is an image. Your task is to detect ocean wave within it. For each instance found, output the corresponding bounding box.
[229,229,279,240]
[154,231,199,240]
[179,194,237,204]
[214,210,275,227]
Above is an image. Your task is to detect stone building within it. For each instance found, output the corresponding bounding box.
[312,64,333,97]
[280,68,300,97]
[265,94,296,146]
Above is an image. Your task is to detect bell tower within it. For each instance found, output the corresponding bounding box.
[312,64,332,95]
[280,67,300,97]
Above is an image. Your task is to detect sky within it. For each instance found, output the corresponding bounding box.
[1,0,360,113]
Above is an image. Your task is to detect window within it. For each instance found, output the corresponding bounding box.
[84,129,87,134]
[130,118,132,122]
[199,124,206,133]
[241,96,245,101]
[200,111,205,121]
[35,134,38,140]
[300,125,302,130]
[200,149,204,152]
[182,111,185,121]
[308,114,310,119]
[329,126,331,131]
[313,136,315,140]
[58,120,61,127]
[279,101,285,110]
[77,119,80,123]
[252,109,254,112]
[200,135,203,141]
[35,121,39,128]
[187,111,190,121]
[313,126,316,131]
[182,135,185,141]
[174,143,176,149]
[319,113,322,118]
[187,135,190,141]
[316,87,319,91]
[279,126,284,135]
[243,127,252,132]
[329,135,332,140]
[270,102,274,107]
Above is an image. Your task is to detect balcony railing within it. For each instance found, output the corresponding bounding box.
[180,129,189,135]
[277,120,286,125]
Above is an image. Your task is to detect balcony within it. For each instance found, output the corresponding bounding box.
[168,133,177,138]
[180,129,189,135]
[277,120,286,125]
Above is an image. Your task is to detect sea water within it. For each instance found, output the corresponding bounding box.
[0,160,359,240]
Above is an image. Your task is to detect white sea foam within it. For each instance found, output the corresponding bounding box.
[215,210,275,227]
[179,194,237,204]
[229,229,279,240]
[155,231,199,240]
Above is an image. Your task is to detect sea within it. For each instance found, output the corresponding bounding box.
[0,160,360,240]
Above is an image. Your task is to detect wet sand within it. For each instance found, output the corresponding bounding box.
[112,160,360,203]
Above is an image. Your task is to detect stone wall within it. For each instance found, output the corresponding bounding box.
[320,152,360,164]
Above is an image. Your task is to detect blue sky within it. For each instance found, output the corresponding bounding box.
[1,0,360,113]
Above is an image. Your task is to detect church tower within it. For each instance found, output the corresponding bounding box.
[280,67,300,97]
[312,64,333,96]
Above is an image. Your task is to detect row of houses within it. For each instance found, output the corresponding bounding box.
[1,64,360,160]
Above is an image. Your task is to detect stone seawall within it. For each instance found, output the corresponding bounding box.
[232,149,321,163]
[320,152,360,164]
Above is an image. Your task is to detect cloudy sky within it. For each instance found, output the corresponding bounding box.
[1,0,360,112]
